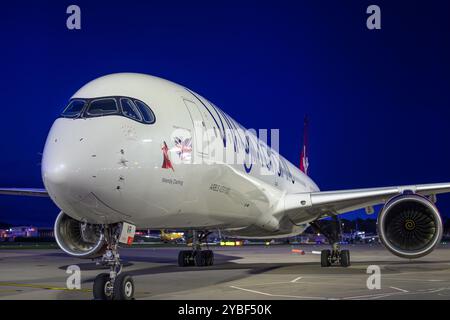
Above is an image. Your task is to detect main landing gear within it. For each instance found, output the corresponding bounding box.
[310,216,351,268]
[93,224,135,300]
[178,230,214,267]
[319,243,351,268]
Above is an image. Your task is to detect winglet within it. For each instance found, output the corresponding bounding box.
[300,116,309,175]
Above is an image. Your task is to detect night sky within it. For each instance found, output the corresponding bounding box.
[0,1,449,227]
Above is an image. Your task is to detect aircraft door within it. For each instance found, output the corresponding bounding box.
[183,99,209,159]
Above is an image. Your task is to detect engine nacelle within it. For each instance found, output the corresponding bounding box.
[54,211,106,259]
[377,194,443,259]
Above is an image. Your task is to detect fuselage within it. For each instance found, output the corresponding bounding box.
[41,73,319,238]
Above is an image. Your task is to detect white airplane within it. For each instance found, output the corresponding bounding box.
[1,73,449,300]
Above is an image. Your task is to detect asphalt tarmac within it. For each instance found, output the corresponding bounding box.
[1,243,449,300]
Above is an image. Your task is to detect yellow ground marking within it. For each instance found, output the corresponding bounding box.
[0,282,92,292]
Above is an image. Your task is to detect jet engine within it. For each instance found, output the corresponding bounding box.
[54,211,106,258]
[377,194,443,259]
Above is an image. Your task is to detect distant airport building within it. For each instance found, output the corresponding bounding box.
[8,226,38,238]
[0,226,54,241]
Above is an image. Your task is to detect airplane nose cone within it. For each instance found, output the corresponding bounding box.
[42,152,88,200]
[41,123,95,201]
[43,163,69,186]
[40,117,140,224]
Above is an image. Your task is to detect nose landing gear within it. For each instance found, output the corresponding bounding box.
[92,224,135,300]
[311,216,351,268]
[178,230,214,267]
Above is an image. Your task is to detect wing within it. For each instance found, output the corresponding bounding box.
[284,182,450,222]
[0,188,49,197]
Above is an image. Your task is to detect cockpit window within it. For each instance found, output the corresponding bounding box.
[134,100,155,124]
[120,98,142,121]
[60,96,155,124]
[61,99,86,118]
[86,98,119,116]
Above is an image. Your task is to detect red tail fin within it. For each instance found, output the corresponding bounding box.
[299,116,309,175]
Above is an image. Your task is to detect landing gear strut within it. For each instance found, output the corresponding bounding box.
[311,216,350,268]
[93,224,135,300]
[178,230,214,267]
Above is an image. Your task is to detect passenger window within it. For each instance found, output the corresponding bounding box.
[61,99,86,118]
[120,98,142,121]
[86,98,118,116]
[134,100,155,124]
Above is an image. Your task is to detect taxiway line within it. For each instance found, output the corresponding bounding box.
[0,282,92,292]
[229,285,327,300]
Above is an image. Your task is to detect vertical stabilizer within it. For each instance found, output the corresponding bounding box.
[300,116,309,175]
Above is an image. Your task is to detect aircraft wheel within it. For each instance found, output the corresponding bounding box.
[203,250,214,266]
[178,250,191,267]
[321,249,331,267]
[194,251,207,267]
[113,273,135,300]
[93,273,113,300]
[340,250,350,267]
[194,251,206,267]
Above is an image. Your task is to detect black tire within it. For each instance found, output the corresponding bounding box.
[113,273,135,300]
[202,250,214,266]
[93,273,113,300]
[194,251,207,267]
[321,249,331,267]
[340,250,350,267]
[178,250,189,267]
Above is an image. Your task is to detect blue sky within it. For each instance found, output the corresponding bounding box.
[0,0,449,226]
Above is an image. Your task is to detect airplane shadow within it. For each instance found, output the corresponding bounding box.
[47,249,450,299]
[53,249,450,285]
